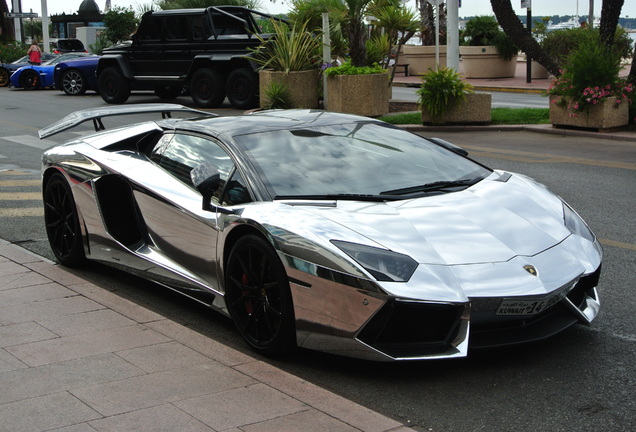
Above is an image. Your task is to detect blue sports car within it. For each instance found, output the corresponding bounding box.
[0,53,58,86]
[54,55,100,95]
[10,53,95,90]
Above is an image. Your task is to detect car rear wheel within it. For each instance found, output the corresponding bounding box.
[20,69,40,89]
[61,69,87,95]
[98,66,131,104]
[190,68,225,108]
[225,234,296,356]
[226,68,258,109]
[154,85,182,99]
[43,173,86,267]
[0,68,9,87]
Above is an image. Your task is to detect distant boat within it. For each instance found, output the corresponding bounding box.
[547,17,581,31]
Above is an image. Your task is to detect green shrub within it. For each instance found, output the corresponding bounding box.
[542,27,633,67]
[0,43,28,63]
[461,15,518,61]
[262,81,291,109]
[323,61,385,76]
[416,67,474,120]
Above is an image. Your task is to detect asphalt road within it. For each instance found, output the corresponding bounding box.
[1,87,635,432]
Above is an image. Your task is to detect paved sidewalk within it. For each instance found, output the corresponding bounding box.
[0,239,414,432]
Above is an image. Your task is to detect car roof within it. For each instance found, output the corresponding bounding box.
[164,110,391,137]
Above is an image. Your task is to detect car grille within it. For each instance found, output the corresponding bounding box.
[357,300,465,358]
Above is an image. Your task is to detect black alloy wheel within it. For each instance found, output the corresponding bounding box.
[43,173,86,267]
[190,68,226,108]
[226,68,259,109]
[61,69,87,95]
[20,69,40,89]
[98,66,131,104]
[225,234,296,356]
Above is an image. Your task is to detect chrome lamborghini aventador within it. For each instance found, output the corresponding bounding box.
[40,105,602,361]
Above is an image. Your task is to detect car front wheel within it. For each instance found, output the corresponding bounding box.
[61,69,87,95]
[43,172,86,267]
[225,234,296,356]
[20,69,40,89]
[98,66,131,104]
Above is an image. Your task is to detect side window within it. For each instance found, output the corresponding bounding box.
[150,133,250,205]
[191,15,205,40]
[138,16,162,41]
[166,16,188,41]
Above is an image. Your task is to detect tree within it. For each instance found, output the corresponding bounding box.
[103,7,139,45]
[0,0,15,43]
[598,0,624,47]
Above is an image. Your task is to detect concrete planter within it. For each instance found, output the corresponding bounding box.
[459,46,516,78]
[549,95,629,131]
[259,69,320,109]
[421,93,492,125]
[326,73,390,117]
[530,60,551,79]
[402,45,447,76]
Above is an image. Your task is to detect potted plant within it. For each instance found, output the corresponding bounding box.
[324,61,390,116]
[417,66,491,124]
[402,2,447,75]
[547,36,632,131]
[249,19,322,109]
[459,15,518,79]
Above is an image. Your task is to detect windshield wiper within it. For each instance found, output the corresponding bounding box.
[380,178,478,196]
[274,194,402,202]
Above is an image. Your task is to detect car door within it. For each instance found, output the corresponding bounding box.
[130,132,245,294]
[130,15,164,76]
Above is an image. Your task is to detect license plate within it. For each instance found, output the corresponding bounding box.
[496,290,568,316]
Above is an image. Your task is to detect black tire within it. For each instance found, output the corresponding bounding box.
[98,66,131,104]
[226,68,259,109]
[0,68,9,87]
[154,85,182,99]
[43,173,86,267]
[225,234,296,356]
[20,69,40,89]
[190,68,225,108]
[61,69,87,95]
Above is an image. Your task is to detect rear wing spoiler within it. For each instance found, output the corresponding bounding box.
[38,104,215,139]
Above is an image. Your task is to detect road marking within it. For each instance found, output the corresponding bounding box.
[0,192,41,200]
[0,208,43,217]
[463,145,636,170]
[599,238,636,251]
[0,180,41,187]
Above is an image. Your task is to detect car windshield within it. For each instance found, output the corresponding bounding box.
[233,122,492,199]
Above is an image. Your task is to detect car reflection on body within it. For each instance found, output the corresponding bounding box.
[39,106,602,361]
[10,53,95,89]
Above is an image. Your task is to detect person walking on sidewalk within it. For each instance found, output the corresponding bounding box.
[27,41,42,65]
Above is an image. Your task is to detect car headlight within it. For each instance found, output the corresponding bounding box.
[563,202,595,242]
[331,240,418,282]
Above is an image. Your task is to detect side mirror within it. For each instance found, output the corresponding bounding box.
[191,162,221,211]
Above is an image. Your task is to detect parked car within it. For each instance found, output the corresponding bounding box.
[39,106,602,361]
[53,38,87,53]
[54,56,100,95]
[10,53,95,89]
[0,53,58,86]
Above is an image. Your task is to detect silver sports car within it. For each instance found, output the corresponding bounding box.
[40,105,602,361]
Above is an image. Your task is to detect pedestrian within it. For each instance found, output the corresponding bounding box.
[27,40,42,65]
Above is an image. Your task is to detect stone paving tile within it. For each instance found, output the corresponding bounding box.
[116,341,211,373]
[0,321,58,348]
[6,324,171,367]
[0,392,102,431]
[49,424,99,432]
[0,347,27,373]
[0,296,104,325]
[70,282,166,324]
[238,408,359,432]
[0,353,144,405]
[0,260,29,278]
[235,361,408,432]
[0,270,51,291]
[71,362,257,417]
[25,261,90,287]
[88,404,215,432]
[0,282,77,307]
[0,240,48,264]
[145,319,255,367]
[174,383,308,431]
[38,309,137,337]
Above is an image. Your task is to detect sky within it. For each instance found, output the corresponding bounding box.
[14,0,636,20]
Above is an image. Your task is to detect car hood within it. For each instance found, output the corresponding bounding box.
[298,172,569,266]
